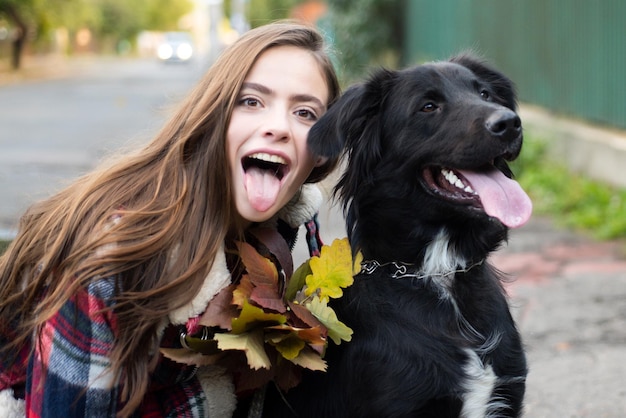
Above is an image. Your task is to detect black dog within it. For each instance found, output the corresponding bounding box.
[264,54,532,417]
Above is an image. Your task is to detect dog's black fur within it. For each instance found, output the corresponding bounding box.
[264,54,528,417]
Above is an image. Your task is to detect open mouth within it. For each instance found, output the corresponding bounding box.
[422,162,533,228]
[243,152,288,180]
[422,165,485,207]
[241,152,290,213]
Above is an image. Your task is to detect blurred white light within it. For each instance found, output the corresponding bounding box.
[176,43,193,61]
[157,44,174,60]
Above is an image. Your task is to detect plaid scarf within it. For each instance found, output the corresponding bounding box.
[0,214,325,418]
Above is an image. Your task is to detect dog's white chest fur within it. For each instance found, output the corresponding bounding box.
[422,231,508,417]
[461,349,501,418]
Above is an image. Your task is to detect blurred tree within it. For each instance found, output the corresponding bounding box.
[144,0,194,31]
[325,0,405,83]
[247,0,300,27]
[0,0,32,69]
[0,0,192,69]
[94,0,193,52]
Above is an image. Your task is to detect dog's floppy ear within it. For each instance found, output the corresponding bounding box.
[308,69,396,202]
[308,74,386,158]
[450,53,518,110]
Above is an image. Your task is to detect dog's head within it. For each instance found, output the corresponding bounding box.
[308,54,532,262]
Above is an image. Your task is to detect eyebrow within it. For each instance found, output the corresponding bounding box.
[241,82,326,110]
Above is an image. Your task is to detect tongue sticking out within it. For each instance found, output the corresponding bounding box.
[245,166,282,212]
[458,168,532,228]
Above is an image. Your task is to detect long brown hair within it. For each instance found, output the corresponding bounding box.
[0,21,340,416]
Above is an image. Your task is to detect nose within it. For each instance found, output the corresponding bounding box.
[263,107,291,141]
[485,109,521,141]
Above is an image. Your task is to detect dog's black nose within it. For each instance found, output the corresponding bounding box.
[485,109,521,141]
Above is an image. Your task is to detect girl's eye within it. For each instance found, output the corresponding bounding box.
[295,108,318,121]
[480,90,491,101]
[421,102,438,113]
[240,97,261,107]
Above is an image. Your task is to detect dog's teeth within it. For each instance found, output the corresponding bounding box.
[441,168,476,194]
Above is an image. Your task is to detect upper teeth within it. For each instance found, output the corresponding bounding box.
[249,152,286,165]
[442,168,476,194]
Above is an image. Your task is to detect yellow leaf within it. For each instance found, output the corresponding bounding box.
[306,238,355,302]
[353,250,363,275]
[267,332,306,360]
[214,330,271,370]
[305,296,353,345]
[288,347,328,371]
[231,300,286,334]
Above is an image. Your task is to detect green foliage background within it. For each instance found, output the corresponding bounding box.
[512,135,626,240]
[323,0,404,84]
[0,0,193,52]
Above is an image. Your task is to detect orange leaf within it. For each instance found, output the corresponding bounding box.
[232,275,254,308]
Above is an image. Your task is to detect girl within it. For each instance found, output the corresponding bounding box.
[0,21,341,417]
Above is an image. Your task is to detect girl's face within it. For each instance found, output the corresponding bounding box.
[227,45,329,226]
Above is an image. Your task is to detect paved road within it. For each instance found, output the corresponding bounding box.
[3,57,626,417]
[0,57,205,237]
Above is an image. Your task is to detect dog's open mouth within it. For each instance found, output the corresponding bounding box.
[242,152,288,212]
[423,164,532,228]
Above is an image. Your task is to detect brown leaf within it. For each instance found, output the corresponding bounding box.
[236,241,279,288]
[199,284,237,330]
[273,359,302,392]
[250,284,286,313]
[159,347,224,366]
[288,301,324,329]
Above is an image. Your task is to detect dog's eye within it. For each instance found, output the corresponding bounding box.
[421,103,438,112]
[480,90,491,101]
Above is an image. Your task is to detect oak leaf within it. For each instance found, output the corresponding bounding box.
[305,296,353,345]
[306,238,355,302]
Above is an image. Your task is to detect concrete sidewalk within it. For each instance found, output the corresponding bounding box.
[492,217,626,417]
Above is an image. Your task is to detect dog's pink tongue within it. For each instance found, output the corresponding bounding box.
[245,167,281,213]
[458,168,532,228]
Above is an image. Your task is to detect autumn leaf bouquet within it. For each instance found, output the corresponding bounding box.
[162,236,360,393]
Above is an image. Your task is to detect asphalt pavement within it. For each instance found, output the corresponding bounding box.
[3,56,626,417]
